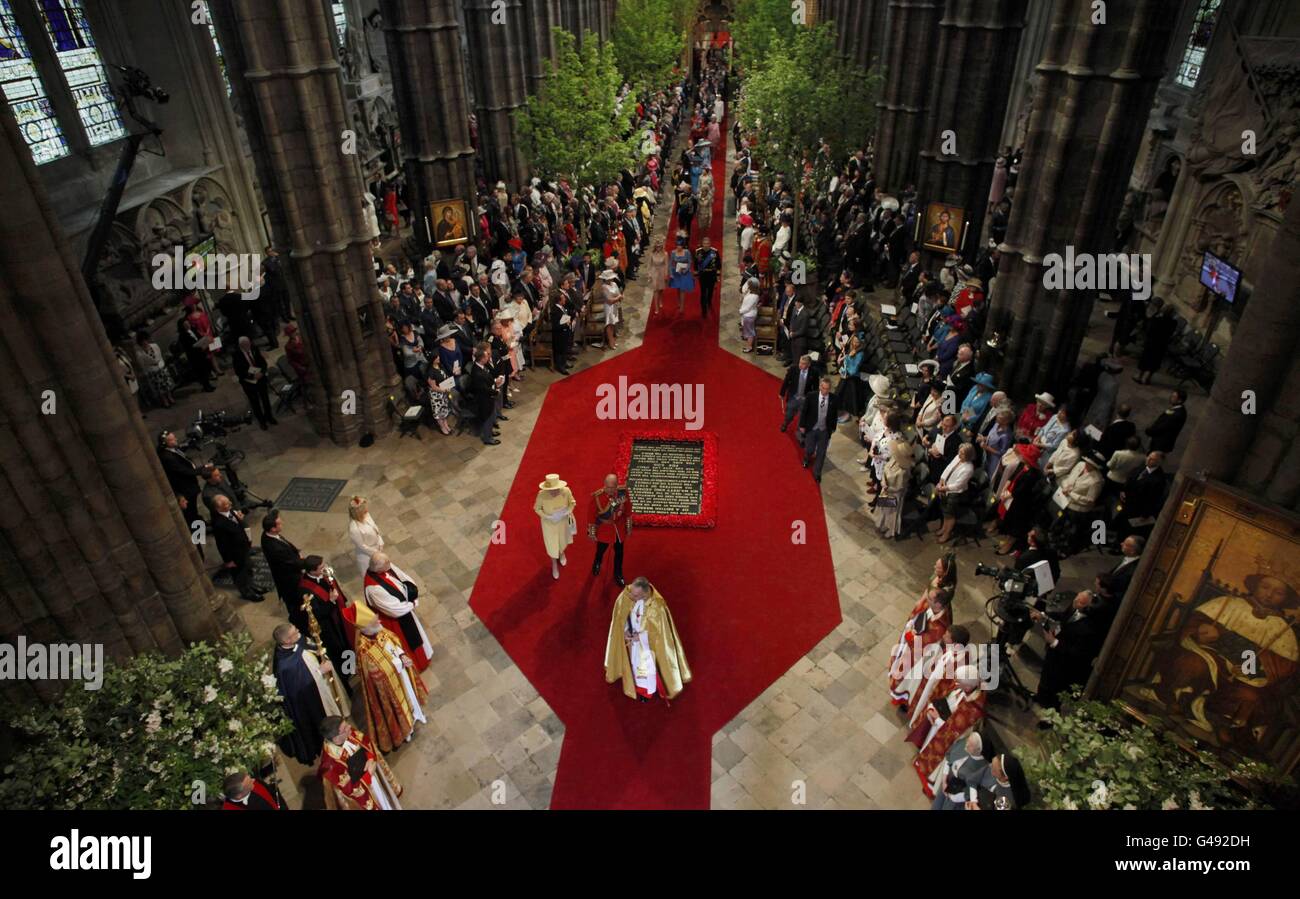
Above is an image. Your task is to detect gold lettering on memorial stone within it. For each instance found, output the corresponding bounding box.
[626,439,705,517]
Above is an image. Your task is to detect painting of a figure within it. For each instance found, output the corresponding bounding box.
[922,202,964,254]
[1117,482,1300,773]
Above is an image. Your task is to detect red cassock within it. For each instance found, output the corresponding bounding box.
[363,568,432,672]
[221,778,281,810]
[587,488,633,543]
[911,690,987,798]
[888,598,950,703]
[300,572,356,650]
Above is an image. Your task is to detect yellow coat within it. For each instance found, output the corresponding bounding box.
[534,487,577,559]
[604,586,692,699]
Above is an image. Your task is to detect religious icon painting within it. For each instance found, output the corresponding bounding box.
[1099,478,1300,777]
[921,201,965,254]
[429,198,471,248]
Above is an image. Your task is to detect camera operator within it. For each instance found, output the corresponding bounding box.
[201,464,244,517]
[1029,589,1115,716]
[1014,527,1060,584]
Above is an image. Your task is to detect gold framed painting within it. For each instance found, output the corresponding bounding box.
[1101,477,1300,776]
[921,201,964,254]
[429,198,471,248]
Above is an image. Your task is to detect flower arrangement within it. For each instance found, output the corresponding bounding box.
[0,632,292,810]
[1025,690,1291,810]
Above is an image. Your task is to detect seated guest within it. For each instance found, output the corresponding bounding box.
[1030,589,1116,711]
[932,443,977,544]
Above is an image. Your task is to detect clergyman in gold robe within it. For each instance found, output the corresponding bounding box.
[356,620,429,752]
[604,576,691,703]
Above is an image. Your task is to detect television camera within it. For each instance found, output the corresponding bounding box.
[976,561,1057,706]
[180,410,272,510]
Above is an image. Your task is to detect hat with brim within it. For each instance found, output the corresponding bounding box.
[538,473,568,491]
[944,254,962,268]
[960,264,975,279]
[868,373,891,396]
[973,372,996,389]
[495,309,514,321]
[965,277,984,290]
[436,325,458,341]
[918,359,940,372]
[1014,442,1043,467]
[598,270,620,281]
[1034,392,1056,407]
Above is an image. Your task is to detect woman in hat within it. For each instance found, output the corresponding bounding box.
[991,443,1043,554]
[698,167,714,231]
[871,438,916,538]
[646,239,669,315]
[959,371,997,427]
[424,330,458,435]
[598,269,623,350]
[134,329,175,409]
[915,382,945,431]
[534,474,577,580]
[667,236,695,314]
[739,277,760,352]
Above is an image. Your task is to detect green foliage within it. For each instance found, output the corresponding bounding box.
[732,0,803,73]
[515,29,638,188]
[0,632,291,810]
[1025,690,1291,809]
[611,0,689,92]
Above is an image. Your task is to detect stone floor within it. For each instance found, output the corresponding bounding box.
[148,131,1202,809]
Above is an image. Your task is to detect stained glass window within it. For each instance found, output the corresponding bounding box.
[0,0,67,163]
[1175,0,1220,89]
[37,0,125,147]
[207,21,230,96]
[332,2,347,49]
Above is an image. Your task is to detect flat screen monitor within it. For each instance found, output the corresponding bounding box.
[1200,251,1241,304]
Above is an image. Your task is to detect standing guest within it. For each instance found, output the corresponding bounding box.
[283,324,309,382]
[739,277,760,352]
[693,235,721,318]
[134,330,175,408]
[261,509,309,631]
[363,552,433,671]
[211,495,263,602]
[201,464,242,517]
[550,286,574,375]
[318,717,403,810]
[1134,305,1178,384]
[272,622,344,765]
[977,408,1015,479]
[588,474,633,587]
[1033,405,1072,453]
[1105,436,1146,498]
[959,372,996,429]
[423,350,456,436]
[157,429,203,536]
[534,473,578,580]
[355,619,428,751]
[667,236,695,314]
[347,495,384,579]
[1117,451,1169,537]
[835,335,867,422]
[871,439,916,538]
[221,772,283,810]
[786,293,810,365]
[646,240,669,316]
[932,444,977,544]
[1145,388,1188,453]
[798,377,841,484]
[779,354,817,433]
[232,336,276,430]
[469,343,504,445]
[1097,403,1137,460]
[597,269,623,350]
[992,445,1044,554]
[177,317,216,391]
[1016,392,1055,439]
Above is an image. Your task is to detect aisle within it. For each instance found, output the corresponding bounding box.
[467,107,843,808]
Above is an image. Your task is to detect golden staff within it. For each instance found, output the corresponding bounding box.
[302,592,351,715]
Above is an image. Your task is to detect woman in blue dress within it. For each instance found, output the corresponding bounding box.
[667,236,696,315]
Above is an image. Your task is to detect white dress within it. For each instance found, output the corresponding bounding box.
[349,515,384,578]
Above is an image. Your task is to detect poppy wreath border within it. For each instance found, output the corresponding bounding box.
[615,430,718,529]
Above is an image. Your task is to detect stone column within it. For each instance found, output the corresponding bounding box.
[523,0,561,93]
[873,0,945,191]
[997,0,1053,150]
[0,107,241,686]
[915,0,1027,252]
[1092,197,1300,699]
[211,0,397,446]
[987,0,1182,399]
[463,0,530,188]
[380,0,478,248]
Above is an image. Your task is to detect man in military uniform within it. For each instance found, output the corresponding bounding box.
[588,473,633,588]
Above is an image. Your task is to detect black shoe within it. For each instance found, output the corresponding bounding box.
[801,458,809,469]
[497,414,510,422]
[483,438,501,445]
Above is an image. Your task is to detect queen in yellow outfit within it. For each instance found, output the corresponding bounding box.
[605,576,691,703]
[534,473,577,580]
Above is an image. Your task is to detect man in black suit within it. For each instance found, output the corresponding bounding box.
[1118,452,1169,537]
[898,251,922,301]
[1097,403,1137,460]
[921,414,962,484]
[785,293,811,365]
[217,290,254,341]
[158,429,205,552]
[232,336,276,429]
[1096,534,1144,605]
[261,509,309,630]
[1144,389,1187,453]
[431,279,458,322]
[779,354,817,432]
[1030,589,1114,711]
[1013,527,1061,584]
[945,344,976,405]
[550,287,574,375]
[211,495,263,602]
[417,294,443,344]
[469,342,503,445]
[693,235,721,318]
[798,377,840,484]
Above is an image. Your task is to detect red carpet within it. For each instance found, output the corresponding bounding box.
[469,112,842,808]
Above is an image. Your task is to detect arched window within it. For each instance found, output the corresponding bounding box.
[1175,0,1220,89]
[36,0,125,147]
[0,0,68,163]
[332,1,348,49]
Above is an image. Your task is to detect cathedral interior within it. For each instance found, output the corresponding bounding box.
[1,0,1298,817]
